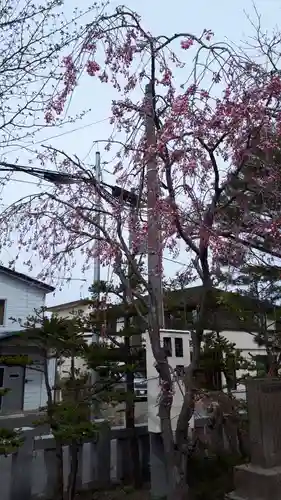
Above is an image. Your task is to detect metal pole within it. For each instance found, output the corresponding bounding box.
[145,82,167,498]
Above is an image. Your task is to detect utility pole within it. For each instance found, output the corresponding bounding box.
[91,151,102,418]
[94,151,101,288]
[145,82,167,498]
[145,82,164,326]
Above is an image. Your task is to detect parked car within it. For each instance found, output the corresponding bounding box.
[133,372,147,398]
[116,371,147,398]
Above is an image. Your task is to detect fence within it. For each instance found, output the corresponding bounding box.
[194,414,250,457]
[0,424,150,500]
[0,415,249,500]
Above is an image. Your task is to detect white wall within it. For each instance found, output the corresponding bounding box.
[0,272,45,335]
[0,271,56,411]
[145,327,269,412]
[220,329,269,351]
[204,329,268,399]
[50,304,98,378]
[24,355,56,411]
[146,329,194,433]
[51,303,92,319]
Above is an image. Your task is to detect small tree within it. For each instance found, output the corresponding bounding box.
[200,331,252,393]
[16,302,146,497]
[12,310,98,500]
[87,277,146,487]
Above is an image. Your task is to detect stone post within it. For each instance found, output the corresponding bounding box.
[227,378,281,500]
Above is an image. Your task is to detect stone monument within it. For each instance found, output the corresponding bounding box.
[227,378,281,500]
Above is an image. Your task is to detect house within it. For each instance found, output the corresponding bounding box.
[160,286,274,399]
[47,299,99,379]
[0,265,55,414]
[47,286,275,400]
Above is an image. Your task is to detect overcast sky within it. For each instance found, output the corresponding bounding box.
[0,0,279,306]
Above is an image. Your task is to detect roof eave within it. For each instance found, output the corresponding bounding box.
[0,266,55,293]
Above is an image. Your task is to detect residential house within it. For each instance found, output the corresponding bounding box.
[0,265,55,414]
[163,286,274,398]
[47,299,99,380]
[47,299,144,399]
[47,286,276,399]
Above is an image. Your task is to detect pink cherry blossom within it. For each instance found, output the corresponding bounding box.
[181,38,194,50]
[86,60,100,76]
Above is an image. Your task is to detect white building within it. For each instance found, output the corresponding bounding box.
[48,287,272,423]
[0,265,55,413]
[218,323,273,399]
[146,329,194,433]
[47,299,98,379]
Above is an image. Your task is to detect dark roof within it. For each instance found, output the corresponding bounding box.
[47,298,92,312]
[162,286,275,312]
[47,285,276,319]
[0,265,55,293]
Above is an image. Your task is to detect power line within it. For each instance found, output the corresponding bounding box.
[6,117,110,155]
[0,177,50,187]
[163,256,187,267]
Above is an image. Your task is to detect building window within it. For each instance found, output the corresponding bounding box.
[186,308,198,323]
[255,354,268,377]
[0,300,5,326]
[253,313,267,331]
[0,368,4,409]
[226,354,237,390]
[175,337,183,357]
[163,337,172,357]
[175,365,185,377]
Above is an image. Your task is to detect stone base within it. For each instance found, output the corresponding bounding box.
[227,463,281,500]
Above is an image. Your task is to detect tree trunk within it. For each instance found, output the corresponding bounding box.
[67,440,80,500]
[55,441,64,500]
[65,353,81,499]
[124,334,142,488]
[43,353,65,499]
[150,335,180,499]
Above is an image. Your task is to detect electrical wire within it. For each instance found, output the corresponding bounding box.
[5,117,111,155]
[0,177,50,188]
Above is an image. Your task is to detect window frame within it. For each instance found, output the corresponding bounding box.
[163,337,172,357]
[0,299,6,327]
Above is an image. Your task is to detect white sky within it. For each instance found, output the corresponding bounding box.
[0,0,279,306]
